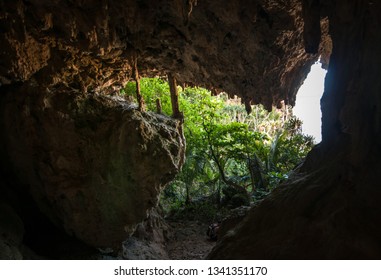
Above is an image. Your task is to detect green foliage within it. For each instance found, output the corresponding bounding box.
[121,78,315,215]
[121,78,172,114]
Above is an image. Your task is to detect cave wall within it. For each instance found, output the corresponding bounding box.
[0,83,185,252]
[0,0,323,108]
[2,0,379,259]
[0,0,324,257]
[209,0,381,259]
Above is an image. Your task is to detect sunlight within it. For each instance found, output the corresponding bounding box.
[293,61,326,143]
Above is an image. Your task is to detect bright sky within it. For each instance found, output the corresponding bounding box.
[293,62,326,143]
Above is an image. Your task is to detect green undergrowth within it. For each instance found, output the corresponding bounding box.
[121,77,315,219]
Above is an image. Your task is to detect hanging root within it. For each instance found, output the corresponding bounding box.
[183,0,198,25]
[167,73,183,120]
[156,98,162,114]
[244,97,252,114]
[188,0,198,19]
[132,56,145,112]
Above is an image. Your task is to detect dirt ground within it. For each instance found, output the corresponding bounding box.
[166,220,216,260]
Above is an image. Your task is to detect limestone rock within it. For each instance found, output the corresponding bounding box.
[0,0,328,108]
[1,0,381,260]
[217,205,251,241]
[1,84,185,249]
[122,207,170,260]
[209,162,381,259]
[209,0,381,259]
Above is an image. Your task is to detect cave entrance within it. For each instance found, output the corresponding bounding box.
[121,76,318,259]
[293,61,327,143]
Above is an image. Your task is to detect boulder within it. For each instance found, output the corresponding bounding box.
[1,84,185,249]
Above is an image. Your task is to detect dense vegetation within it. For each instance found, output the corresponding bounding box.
[121,78,314,219]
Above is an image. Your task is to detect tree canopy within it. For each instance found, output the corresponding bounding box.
[121,77,315,216]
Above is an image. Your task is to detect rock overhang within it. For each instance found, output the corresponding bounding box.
[0,0,341,256]
[0,0,330,110]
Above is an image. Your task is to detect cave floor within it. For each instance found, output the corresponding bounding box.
[166,220,216,260]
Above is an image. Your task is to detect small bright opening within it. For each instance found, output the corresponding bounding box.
[293,61,326,143]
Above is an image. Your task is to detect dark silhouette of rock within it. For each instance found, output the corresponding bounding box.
[0,84,185,250]
[1,0,380,259]
[209,0,381,259]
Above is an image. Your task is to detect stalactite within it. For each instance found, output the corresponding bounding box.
[132,57,145,111]
[167,73,182,119]
[301,0,321,53]
[244,97,252,114]
[156,98,162,114]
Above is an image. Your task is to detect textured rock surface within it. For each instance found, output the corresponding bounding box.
[122,207,170,259]
[0,0,326,257]
[1,0,380,259]
[0,0,329,109]
[0,84,185,249]
[209,164,381,259]
[217,205,251,241]
[209,0,381,259]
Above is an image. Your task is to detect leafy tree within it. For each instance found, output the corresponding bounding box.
[121,78,315,213]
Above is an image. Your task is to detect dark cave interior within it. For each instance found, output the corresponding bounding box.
[1,0,381,259]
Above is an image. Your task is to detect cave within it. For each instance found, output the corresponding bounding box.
[1,0,381,259]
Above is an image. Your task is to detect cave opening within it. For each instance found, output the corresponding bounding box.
[119,76,316,259]
[1,0,380,261]
[293,61,327,143]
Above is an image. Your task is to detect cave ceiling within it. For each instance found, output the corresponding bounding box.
[3,0,381,260]
[0,0,330,109]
